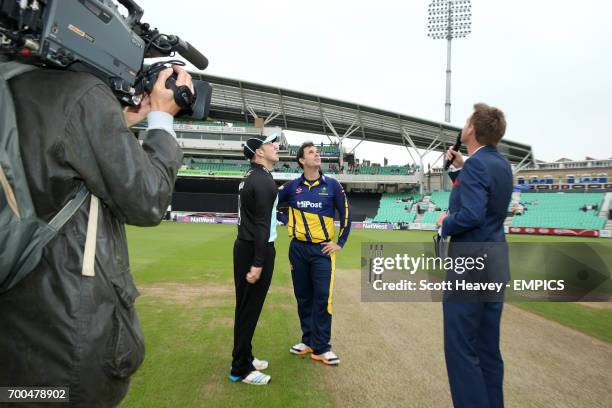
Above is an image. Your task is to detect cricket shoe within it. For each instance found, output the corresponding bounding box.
[228,370,271,385]
[290,342,313,356]
[252,357,268,371]
[311,350,340,365]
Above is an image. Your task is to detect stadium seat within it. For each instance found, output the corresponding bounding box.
[429,191,451,211]
[510,192,606,230]
[348,165,414,175]
[421,211,442,225]
[367,193,421,223]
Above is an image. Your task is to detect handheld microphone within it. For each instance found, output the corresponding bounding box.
[444,130,462,171]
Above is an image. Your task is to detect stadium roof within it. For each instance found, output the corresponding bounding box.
[189,71,533,164]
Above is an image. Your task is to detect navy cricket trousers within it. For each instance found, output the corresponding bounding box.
[289,239,336,355]
[443,301,505,408]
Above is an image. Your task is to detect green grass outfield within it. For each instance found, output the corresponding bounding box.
[121,223,612,407]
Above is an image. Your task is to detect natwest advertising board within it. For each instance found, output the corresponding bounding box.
[508,227,600,237]
[177,216,238,224]
[362,222,399,230]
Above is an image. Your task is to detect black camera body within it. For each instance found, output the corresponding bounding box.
[0,0,211,119]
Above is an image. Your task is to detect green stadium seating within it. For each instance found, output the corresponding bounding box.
[511,193,606,230]
[185,159,341,175]
[288,144,340,157]
[349,165,414,175]
[367,193,422,223]
[421,211,442,225]
[188,160,250,174]
[429,191,451,211]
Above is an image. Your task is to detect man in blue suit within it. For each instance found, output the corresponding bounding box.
[436,103,513,408]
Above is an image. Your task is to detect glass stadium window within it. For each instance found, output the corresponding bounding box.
[567,174,575,184]
[517,176,525,185]
[181,132,203,139]
[201,133,222,140]
[222,134,243,141]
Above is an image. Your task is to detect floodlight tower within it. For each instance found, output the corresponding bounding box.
[427,0,471,123]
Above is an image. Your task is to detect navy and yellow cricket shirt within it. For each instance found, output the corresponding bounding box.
[277,172,351,247]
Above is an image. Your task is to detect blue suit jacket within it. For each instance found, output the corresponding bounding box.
[442,145,513,243]
[442,145,513,293]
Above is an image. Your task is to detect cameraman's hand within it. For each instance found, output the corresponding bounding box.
[172,64,194,94]
[150,66,194,116]
[123,94,151,128]
[445,148,464,168]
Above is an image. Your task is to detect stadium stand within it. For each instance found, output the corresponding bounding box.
[183,159,339,175]
[171,174,609,233]
[429,191,451,211]
[367,193,422,223]
[173,178,240,212]
[511,192,607,230]
[345,192,382,222]
[189,160,250,173]
[288,144,340,157]
[418,191,607,230]
[173,178,380,219]
[421,211,442,225]
[348,165,415,175]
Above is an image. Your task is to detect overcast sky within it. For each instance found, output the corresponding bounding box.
[142,0,611,166]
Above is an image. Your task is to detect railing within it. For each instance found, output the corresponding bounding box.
[177,169,420,183]
[522,160,612,170]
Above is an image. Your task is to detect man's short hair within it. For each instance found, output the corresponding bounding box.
[296,141,316,169]
[470,103,506,146]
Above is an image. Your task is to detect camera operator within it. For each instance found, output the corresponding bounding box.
[0,64,191,407]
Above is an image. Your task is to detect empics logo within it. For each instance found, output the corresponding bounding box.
[297,201,322,209]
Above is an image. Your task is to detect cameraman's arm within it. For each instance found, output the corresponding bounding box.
[64,82,183,226]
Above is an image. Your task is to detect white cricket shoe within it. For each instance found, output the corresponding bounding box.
[311,350,340,365]
[290,342,313,356]
[252,357,268,371]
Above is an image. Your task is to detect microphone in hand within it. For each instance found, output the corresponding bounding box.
[444,130,463,171]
